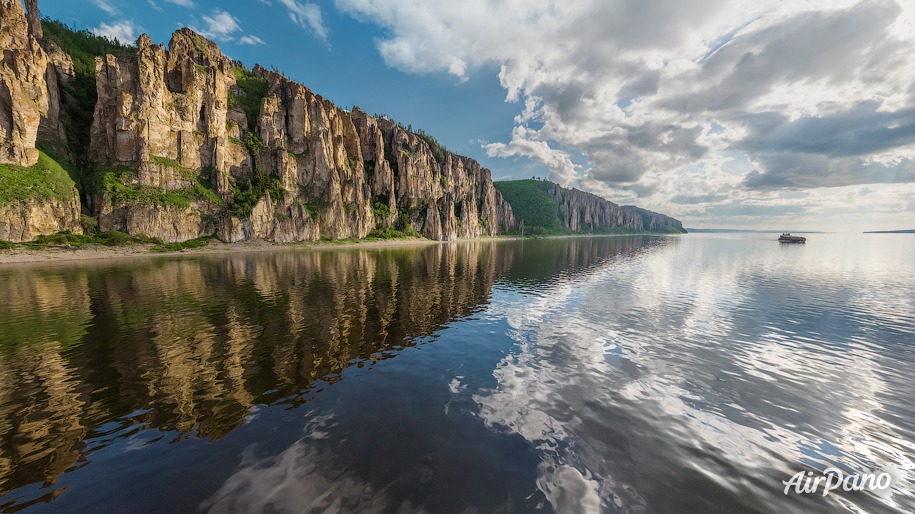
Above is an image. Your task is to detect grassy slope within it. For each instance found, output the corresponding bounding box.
[493,179,566,235]
[495,179,684,235]
[0,151,79,204]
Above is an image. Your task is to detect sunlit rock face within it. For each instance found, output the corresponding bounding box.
[88,27,516,243]
[1,0,683,244]
[0,194,81,241]
[0,1,684,244]
[0,0,81,242]
[0,0,49,166]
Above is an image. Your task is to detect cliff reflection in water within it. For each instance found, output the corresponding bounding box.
[0,244,488,496]
[0,237,657,502]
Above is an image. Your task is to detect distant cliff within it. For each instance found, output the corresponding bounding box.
[1,0,680,244]
[495,179,685,234]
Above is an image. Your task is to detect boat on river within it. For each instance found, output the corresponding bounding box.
[778,233,806,243]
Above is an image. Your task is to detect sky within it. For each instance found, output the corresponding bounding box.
[36,0,915,232]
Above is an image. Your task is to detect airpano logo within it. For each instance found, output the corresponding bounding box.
[783,468,892,496]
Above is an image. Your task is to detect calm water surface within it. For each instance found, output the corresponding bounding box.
[0,234,913,513]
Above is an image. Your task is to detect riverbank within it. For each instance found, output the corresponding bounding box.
[0,237,450,265]
[0,232,683,265]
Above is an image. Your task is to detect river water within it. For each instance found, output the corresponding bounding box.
[0,234,912,513]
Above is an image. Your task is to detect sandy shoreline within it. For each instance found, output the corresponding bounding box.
[0,236,516,265]
[0,233,668,265]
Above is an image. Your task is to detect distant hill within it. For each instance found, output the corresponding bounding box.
[494,179,685,235]
[863,229,915,233]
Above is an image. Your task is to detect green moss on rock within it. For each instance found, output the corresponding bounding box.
[0,151,79,204]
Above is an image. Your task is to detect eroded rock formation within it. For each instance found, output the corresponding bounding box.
[0,0,50,165]
[0,0,81,242]
[0,192,81,241]
[0,2,684,244]
[88,29,516,242]
[545,181,686,233]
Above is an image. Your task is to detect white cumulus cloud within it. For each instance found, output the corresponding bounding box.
[238,35,266,46]
[91,20,137,43]
[189,9,266,48]
[279,0,328,42]
[91,0,120,16]
[334,0,915,230]
[194,9,242,42]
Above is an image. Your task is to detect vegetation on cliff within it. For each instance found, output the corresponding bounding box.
[0,150,78,204]
[149,236,212,252]
[229,66,269,130]
[1,4,682,244]
[92,167,221,209]
[495,178,686,235]
[493,179,564,234]
[0,229,158,248]
[228,172,283,217]
[83,154,225,210]
[40,19,135,166]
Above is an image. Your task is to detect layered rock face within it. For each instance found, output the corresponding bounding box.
[545,182,686,233]
[89,29,515,242]
[0,4,685,244]
[0,0,50,165]
[0,193,81,241]
[350,108,515,240]
[620,205,686,233]
[0,0,81,241]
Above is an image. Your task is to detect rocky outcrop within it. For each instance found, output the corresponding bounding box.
[0,0,81,242]
[91,31,237,189]
[620,205,686,233]
[351,108,513,239]
[88,29,516,243]
[0,193,81,241]
[97,197,217,243]
[0,4,682,244]
[23,0,41,39]
[37,40,71,145]
[0,0,50,166]
[546,181,685,233]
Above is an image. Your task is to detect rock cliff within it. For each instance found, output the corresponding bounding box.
[0,3,684,244]
[88,29,515,242]
[619,204,686,234]
[0,0,50,165]
[546,182,685,233]
[495,179,685,234]
[0,192,80,241]
[0,0,80,241]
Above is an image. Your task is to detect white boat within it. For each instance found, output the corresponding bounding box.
[778,233,806,243]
